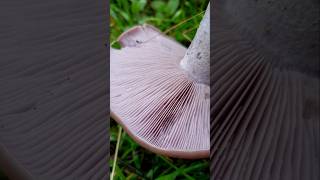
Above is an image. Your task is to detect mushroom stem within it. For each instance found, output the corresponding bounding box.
[180,3,210,85]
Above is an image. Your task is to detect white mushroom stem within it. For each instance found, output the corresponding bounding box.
[180,3,210,85]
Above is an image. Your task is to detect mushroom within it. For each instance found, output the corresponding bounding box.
[211,1,319,179]
[0,0,108,179]
[110,4,210,159]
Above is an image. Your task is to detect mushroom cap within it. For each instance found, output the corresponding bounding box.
[110,24,210,159]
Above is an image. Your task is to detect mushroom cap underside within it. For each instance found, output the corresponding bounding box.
[210,3,319,179]
[110,24,210,159]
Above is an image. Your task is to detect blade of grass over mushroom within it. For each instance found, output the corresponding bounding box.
[110,0,210,178]
[112,10,205,48]
[110,21,210,158]
[110,0,210,46]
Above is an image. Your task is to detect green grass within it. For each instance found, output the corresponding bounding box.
[110,120,209,180]
[111,0,209,47]
[110,1,210,179]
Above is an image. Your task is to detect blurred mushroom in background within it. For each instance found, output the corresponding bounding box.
[211,0,319,179]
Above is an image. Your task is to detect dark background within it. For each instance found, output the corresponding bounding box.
[0,0,108,179]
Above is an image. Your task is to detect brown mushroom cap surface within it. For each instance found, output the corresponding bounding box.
[110,24,210,159]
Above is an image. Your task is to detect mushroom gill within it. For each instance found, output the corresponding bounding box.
[110,24,210,159]
[211,1,319,179]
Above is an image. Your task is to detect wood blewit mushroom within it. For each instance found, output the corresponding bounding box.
[110,3,210,159]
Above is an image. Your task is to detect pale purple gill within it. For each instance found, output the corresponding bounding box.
[110,4,210,159]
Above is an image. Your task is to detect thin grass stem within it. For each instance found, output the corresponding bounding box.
[111,126,122,180]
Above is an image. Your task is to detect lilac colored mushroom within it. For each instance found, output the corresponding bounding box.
[110,4,210,159]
